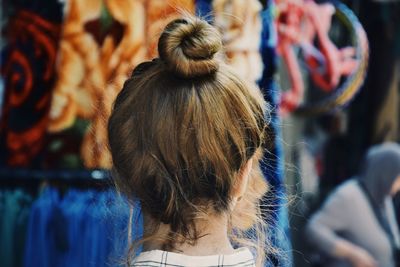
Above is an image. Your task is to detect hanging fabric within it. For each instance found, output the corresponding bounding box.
[259,1,292,266]
[47,0,195,169]
[0,0,63,168]
[23,186,142,267]
[0,190,33,267]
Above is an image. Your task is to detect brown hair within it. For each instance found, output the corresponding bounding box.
[108,16,271,265]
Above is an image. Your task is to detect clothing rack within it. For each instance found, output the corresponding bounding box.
[0,168,113,189]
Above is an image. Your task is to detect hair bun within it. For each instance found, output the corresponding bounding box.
[158,17,222,78]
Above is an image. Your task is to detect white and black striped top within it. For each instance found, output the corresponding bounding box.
[132,247,256,267]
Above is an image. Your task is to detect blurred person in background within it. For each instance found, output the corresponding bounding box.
[306,143,400,267]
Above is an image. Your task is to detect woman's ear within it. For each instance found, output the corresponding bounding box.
[232,158,253,200]
[391,175,400,196]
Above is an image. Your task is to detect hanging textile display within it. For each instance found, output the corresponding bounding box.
[196,0,213,16]
[275,0,369,116]
[0,186,128,267]
[213,0,264,85]
[0,0,63,168]
[47,0,195,169]
[0,190,33,267]
[211,0,292,265]
[17,186,142,267]
[259,2,292,266]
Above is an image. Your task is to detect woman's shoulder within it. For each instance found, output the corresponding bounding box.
[333,178,361,195]
[327,178,364,203]
[132,247,256,267]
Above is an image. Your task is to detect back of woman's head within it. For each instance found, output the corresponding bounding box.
[108,16,270,261]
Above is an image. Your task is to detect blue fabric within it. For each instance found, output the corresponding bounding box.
[14,190,33,267]
[23,187,142,267]
[4,187,140,267]
[195,0,212,21]
[62,189,92,266]
[0,191,20,267]
[24,187,60,267]
[259,3,292,266]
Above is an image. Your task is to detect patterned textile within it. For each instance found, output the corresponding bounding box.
[0,0,63,167]
[213,0,264,85]
[47,0,195,169]
[258,2,292,266]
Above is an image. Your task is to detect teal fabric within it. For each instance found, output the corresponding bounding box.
[23,187,142,267]
[14,192,33,267]
[0,190,33,267]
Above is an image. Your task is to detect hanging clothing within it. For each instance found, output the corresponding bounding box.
[0,0,63,168]
[196,0,213,17]
[213,0,264,84]
[259,2,292,267]
[0,190,33,267]
[47,0,195,169]
[23,186,143,267]
[24,187,62,267]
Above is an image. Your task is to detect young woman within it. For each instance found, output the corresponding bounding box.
[108,16,273,266]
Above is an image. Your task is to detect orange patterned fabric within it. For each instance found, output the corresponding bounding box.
[48,0,195,168]
[1,9,61,167]
[213,0,263,85]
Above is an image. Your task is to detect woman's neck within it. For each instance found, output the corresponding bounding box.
[143,213,235,256]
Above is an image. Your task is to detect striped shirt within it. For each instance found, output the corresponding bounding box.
[132,247,256,267]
